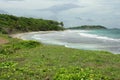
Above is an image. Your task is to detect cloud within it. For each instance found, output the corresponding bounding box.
[1,0,24,2]
[0,9,8,14]
[37,3,84,13]
[86,19,94,22]
[75,17,83,20]
[0,0,120,28]
[48,0,79,3]
[75,17,94,22]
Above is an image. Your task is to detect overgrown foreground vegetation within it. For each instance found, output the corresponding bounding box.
[0,34,120,80]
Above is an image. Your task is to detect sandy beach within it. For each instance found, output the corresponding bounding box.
[10,31,58,40]
[10,30,120,54]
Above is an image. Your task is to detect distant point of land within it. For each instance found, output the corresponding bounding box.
[68,25,107,30]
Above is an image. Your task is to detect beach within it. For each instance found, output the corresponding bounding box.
[10,31,58,39]
[10,30,120,54]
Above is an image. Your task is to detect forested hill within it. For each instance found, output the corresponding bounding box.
[68,25,107,30]
[0,14,64,34]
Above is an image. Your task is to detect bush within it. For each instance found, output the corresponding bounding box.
[53,67,111,80]
[13,40,41,49]
[0,27,7,34]
[0,46,15,54]
[0,40,41,54]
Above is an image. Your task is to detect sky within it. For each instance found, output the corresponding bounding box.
[0,0,120,28]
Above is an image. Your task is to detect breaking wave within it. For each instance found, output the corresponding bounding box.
[79,33,120,42]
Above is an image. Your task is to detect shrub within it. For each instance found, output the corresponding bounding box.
[53,67,111,80]
[0,40,41,54]
[13,40,41,49]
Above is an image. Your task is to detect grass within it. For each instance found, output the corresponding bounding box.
[0,33,120,80]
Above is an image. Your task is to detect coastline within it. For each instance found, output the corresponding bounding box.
[1,31,120,79]
[10,30,120,54]
[10,31,58,40]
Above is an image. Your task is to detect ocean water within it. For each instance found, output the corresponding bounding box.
[21,29,120,54]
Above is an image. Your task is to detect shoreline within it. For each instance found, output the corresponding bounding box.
[10,30,120,54]
[10,31,59,39]
[1,32,120,79]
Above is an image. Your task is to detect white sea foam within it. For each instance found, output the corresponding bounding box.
[21,31,120,54]
[32,34,67,45]
[79,33,120,42]
[66,30,89,33]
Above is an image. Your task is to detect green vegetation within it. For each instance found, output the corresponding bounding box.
[0,33,120,80]
[0,14,119,80]
[68,25,107,30]
[0,40,41,55]
[54,67,110,80]
[0,14,64,34]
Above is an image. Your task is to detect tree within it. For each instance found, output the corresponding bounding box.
[60,22,64,27]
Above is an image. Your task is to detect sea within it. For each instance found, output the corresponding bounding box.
[21,29,120,54]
